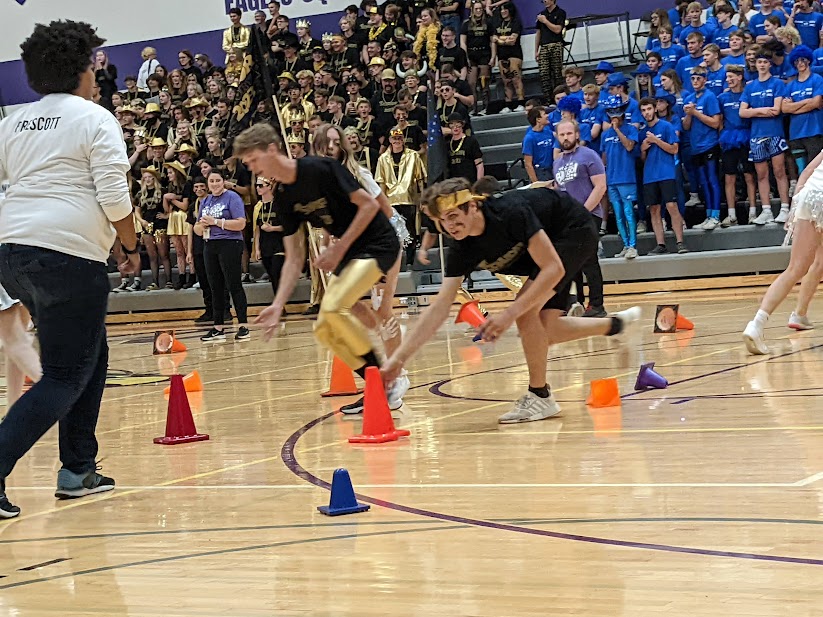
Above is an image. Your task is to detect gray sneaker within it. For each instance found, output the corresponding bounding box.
[498,391,561,424]
[55,468,115,500]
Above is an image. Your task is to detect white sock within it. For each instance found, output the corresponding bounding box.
[780,203,789,211]
[753,309,770,328]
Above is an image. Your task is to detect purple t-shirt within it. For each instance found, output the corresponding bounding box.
[552,146,606,219]
[198,190,246,241]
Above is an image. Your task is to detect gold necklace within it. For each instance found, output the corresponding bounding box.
[450,136,465,154]
[369,22,387,41]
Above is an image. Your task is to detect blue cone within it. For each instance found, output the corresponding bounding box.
[634,362,668,391]
[317,468,371,516]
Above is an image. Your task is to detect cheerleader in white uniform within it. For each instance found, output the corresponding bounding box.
[0,283,42,408]
[743,149,823,354]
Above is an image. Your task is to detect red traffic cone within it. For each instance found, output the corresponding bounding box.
[154,374,210,445]
[349,367,411,444]
[322,356,364,397]
[455,300,486,328]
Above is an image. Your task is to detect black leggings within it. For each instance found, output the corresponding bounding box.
[573,214,605,309]
[261,253,285,297]
[204,239,248,327]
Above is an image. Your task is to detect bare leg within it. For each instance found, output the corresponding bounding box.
[773,153,790,205]
[755,161,771,211]
[759,221,819,315]
[794,241,823,316]
[649,204,665,245]
[665,202,685,242]
[744,172,757,212]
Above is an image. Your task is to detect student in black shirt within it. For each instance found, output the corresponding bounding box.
[233,123,404,402]
[381,178,641,424]
[461,1,494,110]
[535,0,567,99]
[492,2,525,109]
[445,113,483,181]
[436,27,470,80]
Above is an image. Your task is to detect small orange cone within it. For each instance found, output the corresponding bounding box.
[321,356,363,397]
[171,338,187,353]
[349,367,411,444]
[675,313,694,331]
[455,300,486,328]
[163,370,203,394]
[586,377,621,408]
[154,374,209,445]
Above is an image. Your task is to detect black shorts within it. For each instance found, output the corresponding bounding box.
[531,225,599,312]
[643,179,678,206]
[721,146,755,175]
[468,50,492,66]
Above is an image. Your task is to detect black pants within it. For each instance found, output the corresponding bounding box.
[0,244,109,479]
[394,204,417,267]
[193,250,230,317]
[204,239,248,326]
[573,214,605,309]
[261,253,285,297]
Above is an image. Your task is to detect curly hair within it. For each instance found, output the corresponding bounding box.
[20,20,104,95]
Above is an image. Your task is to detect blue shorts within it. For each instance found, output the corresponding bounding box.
[748,136,788,164]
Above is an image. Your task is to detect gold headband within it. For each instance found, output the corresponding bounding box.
[433,189,484,216]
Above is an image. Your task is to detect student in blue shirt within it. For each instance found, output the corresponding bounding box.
[601,96,640,259]
[639,97,688,254]
[654,25,687,70]
[678,1,716,45]
[551,96,592,155]
[718,64,757,225]
[739,48,791,225]
[580,84,606,154]
[677,31,707,91]
[702,44,728,95]
[767,37,798,79]
[593,61,614,103]
[749,0,787,42]
[606,73,643,125]
[632,64,657,101]
[646,51,664,89]
[522,106,555,182]
[781,45,823,172]
[712,4,738,49]
[683,66,723,228]
[564,66,585,102]
[787,0,823,49]
[656,93,687,216]
[722,30,747,63]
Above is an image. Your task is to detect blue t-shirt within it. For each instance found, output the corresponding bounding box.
[668,6,681,28]
[712,23,736,49]
[741,76,786,139]
[678,23,715,45]
[784,73,823,140]
[771,59,797,80]
[641,119,679,183]
[579,104,607,153]
[722,53,746,67]
[718,90,751,132]
[567,90,585,103]
[623,97,643,125]
[683,89,721,154]
[791,11,823,49]
[748,10,786,38]
[654,43,686,70]
[552,146,606,218]
[199,190,247,241]
[602,124,639,185]
[521,127,554,171]
[552,122,592,149]
[676,54,705,92]
[706,66,727,96]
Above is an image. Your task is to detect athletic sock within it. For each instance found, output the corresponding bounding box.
[528,385,550,398]
[780,203,790,212]
[753,309,770,329]
[355,351,381,378]
[606,316,622,336]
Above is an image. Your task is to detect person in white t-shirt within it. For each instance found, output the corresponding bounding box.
[0,20,140,520]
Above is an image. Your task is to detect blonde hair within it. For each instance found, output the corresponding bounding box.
[312,123,362,181]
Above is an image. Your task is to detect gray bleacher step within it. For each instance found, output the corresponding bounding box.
[479,143,523,165]
[474,125,529,148]
[472,110,528,131]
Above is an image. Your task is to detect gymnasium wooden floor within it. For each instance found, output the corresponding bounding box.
[1,288,822,616]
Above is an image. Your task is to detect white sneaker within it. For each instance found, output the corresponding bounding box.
[567,302,585,317]
[387,369,410,410]
[721,216,738,228]
[788,312,814,331]
[775,208,789,224]
[685,193,702,207]
[743,321,769,355]
[703,217,719,230]
[614,246,628,258]
[513,104,525,112]
[498,391,561,424]
[625,247,638,259]
[613,306,642,333]
[753,209,775,225]
[500,106,512,114]
[636,221,647,234]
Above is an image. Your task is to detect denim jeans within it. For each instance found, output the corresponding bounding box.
[0,244,109,479]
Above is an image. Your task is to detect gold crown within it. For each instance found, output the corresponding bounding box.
[296,18,310,29]
[286,133,306,145]
[322,32,333,42]
[389,127,404,138]
[431,190,484,217]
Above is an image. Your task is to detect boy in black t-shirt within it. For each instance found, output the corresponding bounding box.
[381,178,641,424]
[233,123,405,404]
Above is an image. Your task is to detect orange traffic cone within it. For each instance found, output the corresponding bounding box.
[154,374,209,445]
[321,356,363,397]
[455,300,486,328]
[586,377,621,408]
[163,370,203,395]
[675,312,694,331]
[171,338,187,353]
[349,367,411,444]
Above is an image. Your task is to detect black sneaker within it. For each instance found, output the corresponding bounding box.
[677,242,689,254]
[583,305,608,318]
[339,397,365,415]
[54,468,115,500]
[235,326,251,341]
[0,479,20,519]
[194,312,213,324]
[200,328,226,342]
[648,245,668,255]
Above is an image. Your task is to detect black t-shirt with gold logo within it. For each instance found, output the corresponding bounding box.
[446,134,483,182]
[461,19,493,54]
